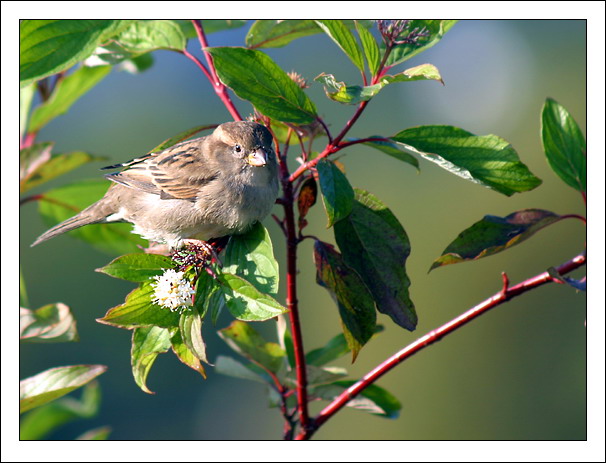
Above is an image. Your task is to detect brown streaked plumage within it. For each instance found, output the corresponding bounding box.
[32,121,279,248]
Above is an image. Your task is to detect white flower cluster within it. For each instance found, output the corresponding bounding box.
[151,269,195,312]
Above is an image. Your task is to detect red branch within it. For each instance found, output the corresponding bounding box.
[295,251,587,440]
[277,143,311,432]
[188,20,242,122]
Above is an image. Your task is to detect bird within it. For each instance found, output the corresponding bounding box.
[32,121,280,249]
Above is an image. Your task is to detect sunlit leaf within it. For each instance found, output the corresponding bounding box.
[96,282,181,329]
[115,20,186,53]
[207,47,318,124]
[20,20,131,87]
[96,253,173,282]
[223,223,279,296]
[315,20,365,71]
[131,326,172,394]
[20,365,106,414]
[391,125,542,196]
[218,320,286,373]
[356,21,380,76]
[218,273,287,321]
[170,329,207,378]
[20,382,102,440]
[20,303,78,343]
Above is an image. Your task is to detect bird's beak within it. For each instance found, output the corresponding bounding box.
[247,148,268,167]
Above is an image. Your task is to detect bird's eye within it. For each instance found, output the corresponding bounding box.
[234,144,242,153]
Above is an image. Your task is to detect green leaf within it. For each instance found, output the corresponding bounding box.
[96,253,173,282]
[149,124,216,153]
[20,83,36,139]
[207,47,318,124]
[430,209,564,271]
[36,179,147,254]
[131,326,172,394]
[313,241,377,361]
[97,282,181,329]
[284,365,348,389]
[316,65,442,105]
[541,98,586,194]
[218,273,288,321]
[20,20,131,87]
[354,137,419,170]
[334,189,417,331]
[179,309,209,364]
[20,303,78,343]
[177,20,248,38]
[115,20,186,53]
[306,326,384,367]
[223,223,279,296]
[315,20,365,71]
[246,20,324,48]
[76,426,112,441]
[214,355,269,384]
[170,328,207,378]
[391,125,542,196]
[387,63,444,84]
[316,159,355,227]
[218,320,286,374]
[385,20,457,67]
[29,65,111,132]
[83,42,155,74]
[315,73,384,105]
[356,21,381,76]
[20,365,106,414]
[20,382,102,440]
[312,380,402,418]
[21,151,107,194]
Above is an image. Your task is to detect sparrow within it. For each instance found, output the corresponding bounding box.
[32,121,280,248]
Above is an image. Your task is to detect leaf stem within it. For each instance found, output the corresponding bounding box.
[295,251,587,440]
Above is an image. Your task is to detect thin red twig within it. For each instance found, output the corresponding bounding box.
[295,251,587,440]
[189,20,242,122]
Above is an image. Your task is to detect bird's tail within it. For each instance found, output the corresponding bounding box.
[31,212,105,247]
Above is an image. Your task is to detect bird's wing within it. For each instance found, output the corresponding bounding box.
[105,139,218,201]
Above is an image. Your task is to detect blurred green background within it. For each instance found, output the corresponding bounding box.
[19,20,586,440]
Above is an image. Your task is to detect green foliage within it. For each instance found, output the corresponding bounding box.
[20,20,131,87]
[541,98,586,194]
[334,189,416,331]
[207,47,318,123]
[431,209,564,271]
[20,365,107,414]
[20,19,584,440]
[316,159,355,227]
[20,303,78,343]
[29,65,111,132]
[391,125,542,196]
[315,20,365,71]
[20,382,103,440]
[96,253,173,282]
[223,222,279,296]
[314,241,377,361]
